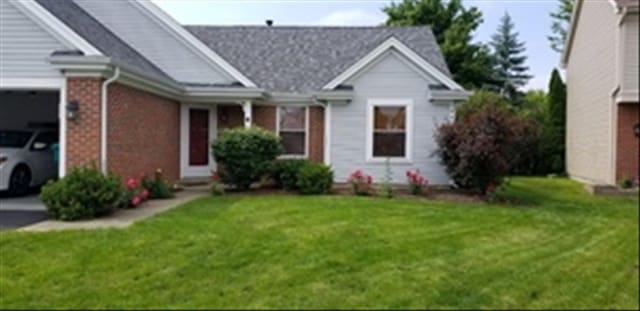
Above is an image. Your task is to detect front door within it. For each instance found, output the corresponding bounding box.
[189,109,209,166]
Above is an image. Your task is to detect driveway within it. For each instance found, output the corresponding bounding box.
[0,194,48,230]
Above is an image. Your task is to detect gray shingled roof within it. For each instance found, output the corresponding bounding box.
[36,0,175,85]
[185,26,450,93]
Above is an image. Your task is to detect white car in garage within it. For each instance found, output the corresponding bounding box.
[0,130,59,196]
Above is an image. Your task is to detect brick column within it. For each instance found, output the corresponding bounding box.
[308,106,325,163]
[65,78,103,171]
[616,104,640,181]
[252,105,276,132]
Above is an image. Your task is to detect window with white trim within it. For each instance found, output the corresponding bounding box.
[367,100,412,161]
[278,106,307,156]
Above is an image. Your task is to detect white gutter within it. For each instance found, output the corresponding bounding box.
[100,66,120,174]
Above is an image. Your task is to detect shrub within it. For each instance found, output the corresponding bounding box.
[142,169,175,199]
[40,167,123,220]
[271,159,309,190]
[212,127,283,190]
[348,170,373,196]
[435,102,534,194]
[619,176,634,189]
[122,174,150,208]
[406,170,429,195]
[210,171,225,196]
[297,163,333,195]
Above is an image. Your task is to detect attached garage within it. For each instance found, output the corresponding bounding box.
[0,88,62,195]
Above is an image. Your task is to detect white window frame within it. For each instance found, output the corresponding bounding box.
[276,105,309,159]
[366,99,413,163]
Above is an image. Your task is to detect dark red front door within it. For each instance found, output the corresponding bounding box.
[189,109,209,166]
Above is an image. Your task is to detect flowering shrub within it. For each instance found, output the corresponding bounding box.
[122,173,150,208]
[348,170,373,196]
[210,171,225,196]
[141,169,174,199]
[406,170,428,195]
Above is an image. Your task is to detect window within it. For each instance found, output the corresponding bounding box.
[278,106,307,156]
[367,100,412,162]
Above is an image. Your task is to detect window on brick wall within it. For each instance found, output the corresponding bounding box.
[277,106,308,157]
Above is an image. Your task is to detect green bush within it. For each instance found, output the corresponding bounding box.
[212,127,283,190]
[142,173,174,199]
[40,167,124,220]
[297,163,333,195]
[271,159,309,190]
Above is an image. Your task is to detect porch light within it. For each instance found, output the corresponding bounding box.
[66,100,79,120]
[634,122,639,138]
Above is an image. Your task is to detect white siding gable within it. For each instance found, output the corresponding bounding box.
[0,0,69,79]
[74,0,234,84]
[330,50,452,185]
[621,14,638,94]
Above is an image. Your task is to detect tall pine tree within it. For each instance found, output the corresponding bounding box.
[548,0,574,53]
[490,12,532,101]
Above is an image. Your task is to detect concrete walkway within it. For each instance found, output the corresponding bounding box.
[20,188,208,232]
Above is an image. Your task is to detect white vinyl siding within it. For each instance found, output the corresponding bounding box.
[74,0,234,84]
[566,0,618,185]
[330,50,452,185]
[621,14,638,94]
[0,1,68,79]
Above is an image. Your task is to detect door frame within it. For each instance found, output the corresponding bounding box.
[180,103,217,178]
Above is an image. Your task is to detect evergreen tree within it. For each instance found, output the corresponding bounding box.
[543,69,567,173]
[548,0,574,53]
[384,0,496,89]
[490,12,532,101]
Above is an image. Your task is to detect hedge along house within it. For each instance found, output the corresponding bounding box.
[0,0,469,185]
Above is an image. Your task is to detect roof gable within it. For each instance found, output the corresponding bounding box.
[186,26,451,93]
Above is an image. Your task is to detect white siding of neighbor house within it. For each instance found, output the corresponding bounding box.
[566,0,618,185]
[74,0,234,84]
[329,50,452,185]
[621,13,638,94]
[0,1,68,79]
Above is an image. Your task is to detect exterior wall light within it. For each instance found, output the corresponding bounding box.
[634,122,639,138]
[66,100,79,120]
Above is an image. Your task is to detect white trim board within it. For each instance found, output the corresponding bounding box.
[365,99,414,164]
[132,1,257,87]
[9,0,102,56]
[180,103,218,178]
[323,37,464,91]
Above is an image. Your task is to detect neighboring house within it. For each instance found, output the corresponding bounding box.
[562,0,639,187]
[0,0,468,185]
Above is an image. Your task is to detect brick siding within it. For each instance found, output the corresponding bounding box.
[308,106,324,163]
[107,83,180,182]
[252,105,276,132]
[65,78,102,170]
[616,104,639,181]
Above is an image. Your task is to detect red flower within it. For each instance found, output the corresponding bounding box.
[211,172,220,182]
[126,177,138,190]
[141,189,149,199]
[366,175,372,184]
[131,196,142,206]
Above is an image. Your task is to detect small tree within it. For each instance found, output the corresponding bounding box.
[543,69,567,173]
[435,98,538,193]
[211,127,282,190]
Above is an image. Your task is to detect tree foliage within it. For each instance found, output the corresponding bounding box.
[542,69,567,173]
[490,13,532,101]
[548,0,574,53]
[384,0,496,89]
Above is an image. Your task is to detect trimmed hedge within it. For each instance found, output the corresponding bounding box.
[271,159,308,190]
[297,163,333,195]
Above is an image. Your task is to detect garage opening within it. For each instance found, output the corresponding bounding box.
[0,90,60,196]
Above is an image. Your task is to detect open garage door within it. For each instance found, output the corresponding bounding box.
[0,90,60,196]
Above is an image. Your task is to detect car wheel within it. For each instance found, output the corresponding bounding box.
[8,165,31,196]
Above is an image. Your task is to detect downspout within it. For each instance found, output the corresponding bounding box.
[101,66,120,174]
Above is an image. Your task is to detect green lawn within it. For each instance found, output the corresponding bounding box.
[0,178,638,309]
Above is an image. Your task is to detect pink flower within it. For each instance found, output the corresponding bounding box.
[131,196,142,206]
[141,189,149,199]
[126,177,138,190]
[366,175,372,184]
[211,172,220,182]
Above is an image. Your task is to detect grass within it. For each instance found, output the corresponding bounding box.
[0,178,638,309]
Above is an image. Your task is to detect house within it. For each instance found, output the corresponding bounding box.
[562,0,639,187]
[0,0,469,187]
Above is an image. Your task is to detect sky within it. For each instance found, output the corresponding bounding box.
[151,0,561,90]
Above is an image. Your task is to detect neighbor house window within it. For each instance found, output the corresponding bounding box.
[367,100,412,161]
[278,106,307,156]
